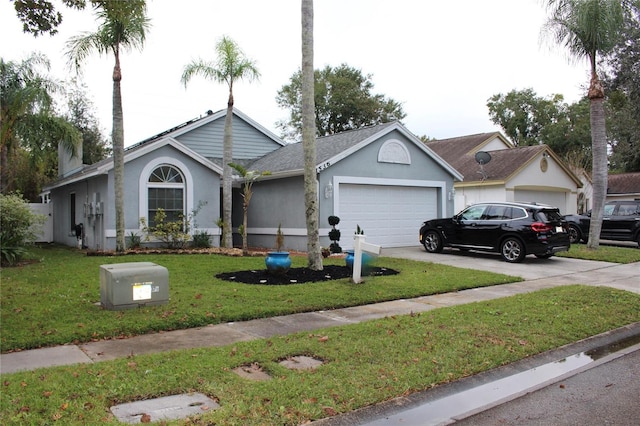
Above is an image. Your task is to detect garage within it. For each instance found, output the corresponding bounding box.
[514,189,569,213]
[337,183,438,249]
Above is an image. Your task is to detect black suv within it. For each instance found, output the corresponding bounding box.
[419,202,571,262]
[564,200,640,247]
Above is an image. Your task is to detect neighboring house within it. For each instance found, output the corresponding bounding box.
[44,110,461,251]
[607,172,640,202]
[427,132,583,215]
[44,109,284,251]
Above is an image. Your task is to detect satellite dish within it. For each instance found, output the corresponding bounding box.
[475,151,492,165]
[475,151,491,181]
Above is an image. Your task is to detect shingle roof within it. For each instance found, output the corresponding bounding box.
[427,133,547,182]
[247,122,398,173]
[608,172,640,194]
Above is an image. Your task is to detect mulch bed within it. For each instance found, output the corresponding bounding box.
[216,265,399,285]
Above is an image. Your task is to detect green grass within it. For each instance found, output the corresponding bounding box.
[1,285,639,425]
[1,245,519,352]
[558,243,640,263]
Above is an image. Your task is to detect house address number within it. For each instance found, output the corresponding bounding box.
[316,161,331,172]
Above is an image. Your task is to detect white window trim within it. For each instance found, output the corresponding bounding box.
[139,157,194,228]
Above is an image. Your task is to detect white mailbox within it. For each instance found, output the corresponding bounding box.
[100,262,169,310]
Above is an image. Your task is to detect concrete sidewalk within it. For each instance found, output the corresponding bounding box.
[2,251,638,375]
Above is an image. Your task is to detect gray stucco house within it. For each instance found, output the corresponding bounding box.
[44,109,461,251]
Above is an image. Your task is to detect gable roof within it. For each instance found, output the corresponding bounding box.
[128,108,285,151]
[427,132,581,185]
[246,121,463,180]
[44,138,222,191]
[608,172,640,195]
[426,132,512,160]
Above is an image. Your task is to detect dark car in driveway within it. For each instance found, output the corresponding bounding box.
[564,200,640,247]
[419,202,571,262]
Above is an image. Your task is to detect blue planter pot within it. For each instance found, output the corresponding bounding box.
[265,251,291,274]
[345,250,373,272]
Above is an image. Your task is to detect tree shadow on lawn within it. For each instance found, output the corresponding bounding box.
[216,265,399,285]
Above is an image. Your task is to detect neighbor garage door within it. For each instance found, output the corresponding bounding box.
[514,190,568,213]
[338,183,438,249]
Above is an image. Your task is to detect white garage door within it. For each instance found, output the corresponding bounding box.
[514,190,568,213]
[338,184,438,249]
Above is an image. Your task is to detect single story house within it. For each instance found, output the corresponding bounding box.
[44,109,461,251]
[426,132,584,215]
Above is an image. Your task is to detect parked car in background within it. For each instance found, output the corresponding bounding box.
[564,200,640,247]
[419,202,570,263]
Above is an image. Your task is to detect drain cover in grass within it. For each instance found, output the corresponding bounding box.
[110,392,219,423]
[279,355,324,370]
[232,363,272,381]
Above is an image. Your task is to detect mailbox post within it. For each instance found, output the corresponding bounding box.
[352,234,381,284]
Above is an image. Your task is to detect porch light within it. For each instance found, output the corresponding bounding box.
[324,182,333,199]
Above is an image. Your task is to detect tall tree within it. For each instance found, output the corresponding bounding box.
[66,0,150,252]
[12,0,87,37]
[542,0,626,249]
[604,1,640,172]
[276,63,406,142]
[487,88,592,169]
[301,0,322,270]
[1,53,80,198]
[64,78,110,165]
[181,36,260,248]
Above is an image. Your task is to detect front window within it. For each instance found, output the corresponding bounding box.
[459,205,486,221]
[147,165,185,227]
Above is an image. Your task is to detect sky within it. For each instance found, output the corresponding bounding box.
[1,0,591,147]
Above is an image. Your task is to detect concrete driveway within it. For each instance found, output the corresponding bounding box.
[382,245,639,295]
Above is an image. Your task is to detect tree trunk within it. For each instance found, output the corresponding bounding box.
[301,0,323,270]
[222,99,234,248]
[112,54,126,253]
[587,70,607,250]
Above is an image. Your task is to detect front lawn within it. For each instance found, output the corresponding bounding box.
[1,285,639,425]
[558,243,640,263]
[1,245,519,352]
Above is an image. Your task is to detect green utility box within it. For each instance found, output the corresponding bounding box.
[100,262,169,310]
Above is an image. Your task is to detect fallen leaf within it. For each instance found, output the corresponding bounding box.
[195,293,203,299]
[60,402,69,410]
[518,340,528,346]
[322,406,337,416]
[43,391,52,398]
[140,413,151,423]
[318,335,329,342]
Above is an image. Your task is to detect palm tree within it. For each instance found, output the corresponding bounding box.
[542,0,625,249]
[229,163,270,255]
[66,1,150,253]
[301,0,323,270]
[181,36,260,249]
[1,53,80,196]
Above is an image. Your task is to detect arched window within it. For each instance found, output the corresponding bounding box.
[147,165,185,227]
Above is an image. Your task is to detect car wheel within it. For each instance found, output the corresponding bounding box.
[568,224,582,244]
[500,237,526,263]
[423,230,443,253]
[535,253,553,259]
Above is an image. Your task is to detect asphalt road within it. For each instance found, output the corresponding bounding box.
[455,347,640,425]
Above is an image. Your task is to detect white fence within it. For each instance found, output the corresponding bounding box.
[28,203,53,243]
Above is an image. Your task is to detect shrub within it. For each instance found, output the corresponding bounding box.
[0,193,45,265]
[140,209,190,249]
[192,231,211,248]
[127,232,142,249]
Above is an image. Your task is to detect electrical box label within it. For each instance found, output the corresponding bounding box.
[132,282,152,300]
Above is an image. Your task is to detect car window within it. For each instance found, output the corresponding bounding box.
[617,203,639,216]
[460,205,486,220]
[604,204,616,216]
[537,209,562,222]
[483,205,508,220]
[510,207,527,219]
